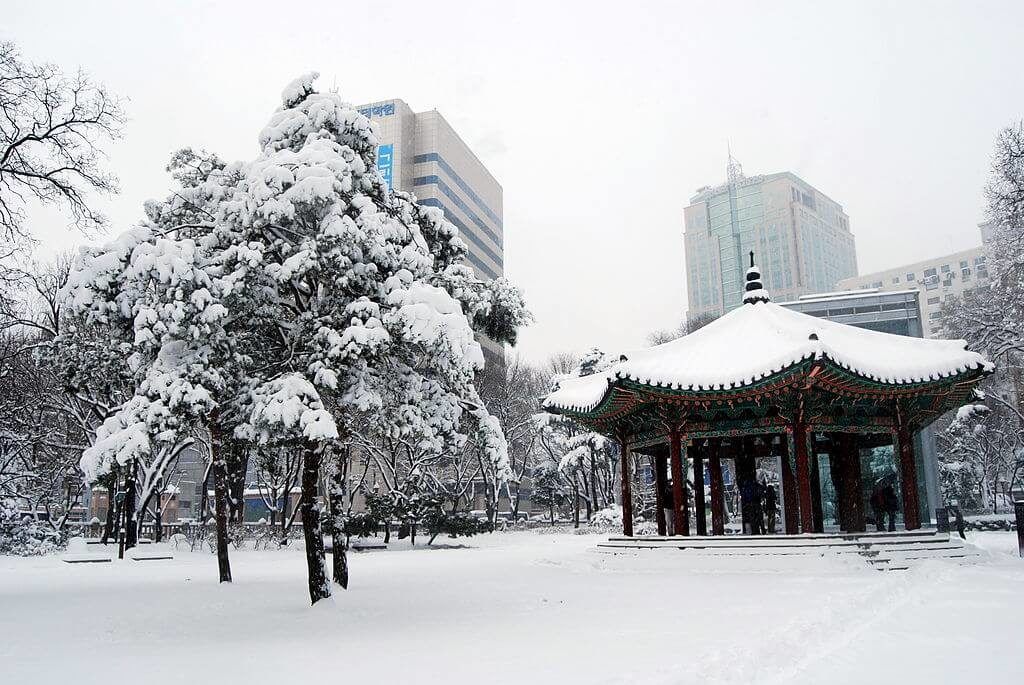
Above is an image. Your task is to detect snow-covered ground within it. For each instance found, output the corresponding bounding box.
[1,531,1021,684]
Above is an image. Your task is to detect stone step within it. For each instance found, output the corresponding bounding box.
[597,535,953,552]
[595,531,982,569]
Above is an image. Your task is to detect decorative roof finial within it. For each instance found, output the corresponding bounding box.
[743,251,771,305]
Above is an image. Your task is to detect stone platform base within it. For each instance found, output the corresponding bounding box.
[597,530,980,570]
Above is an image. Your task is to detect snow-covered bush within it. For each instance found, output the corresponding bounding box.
[586,506,623,533]
[423,510,490,545]
[0,500,63,556]
[633,521,658,536]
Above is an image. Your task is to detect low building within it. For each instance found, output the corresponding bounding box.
[836,247,989,338]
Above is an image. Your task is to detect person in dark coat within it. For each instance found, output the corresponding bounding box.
[871,477,899,532]
[870,482,887,532]
[740,479,763,535]
[762,481,778,534]
[951,503,966,539]
[881,481,899,532]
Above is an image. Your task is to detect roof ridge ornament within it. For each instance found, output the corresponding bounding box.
[743,251,771,305]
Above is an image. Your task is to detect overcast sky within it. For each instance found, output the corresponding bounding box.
[6,0,1024,363]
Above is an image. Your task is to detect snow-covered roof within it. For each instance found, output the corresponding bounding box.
[543,300,992,415]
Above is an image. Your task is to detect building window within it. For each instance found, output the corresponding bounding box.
[960,260,968,268]
[891,277,900,284]
[871,281,883,288]
[929,311,942,320]
[927,297,940,305]
[962,268,971,280]
[906,272,915,282]
[941,264,950,273]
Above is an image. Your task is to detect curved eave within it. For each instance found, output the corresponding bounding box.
[546,355,992,423]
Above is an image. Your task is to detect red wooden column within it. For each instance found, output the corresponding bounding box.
[896,421,921,531]
[652,452,667,536]
[781,432,799,534]
[840,434,866,532]
[693,442,708,536]
[809,449,825,533]
[708,438,725,535]
[793,421,814,534]
[618,432,634,536]
[668,427,690,536]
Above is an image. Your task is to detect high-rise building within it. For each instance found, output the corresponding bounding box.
[356,99,505,361]
[835,246,989,339]
[684,158,857,320]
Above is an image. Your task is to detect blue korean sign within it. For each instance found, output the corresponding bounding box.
[358,102,396,118]
[377,144,394,190]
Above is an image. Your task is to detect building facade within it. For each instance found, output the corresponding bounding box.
[835,246,989,338]
[684,159,857,321]
[357,99,505,361]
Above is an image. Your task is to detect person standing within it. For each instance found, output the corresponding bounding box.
[762,481,778,534]
[740,478,763,535]
[870,482,887,532]
[881,480,899,532]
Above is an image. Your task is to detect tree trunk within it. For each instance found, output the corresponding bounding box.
[280,489,289,536]
[572,480,580,529]
[212,458,233,582]
[590,454,599,511]
[209,419,233,583]
[124,459,139,549]
[227,443,249,523]
[199,466,210,523]
[328,456,349,590]
[154,482,164,543]
[101,467,118,544]
[300,443,331,605]
[583,472,593,521]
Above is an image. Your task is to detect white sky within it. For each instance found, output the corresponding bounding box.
[6,0,1024,363]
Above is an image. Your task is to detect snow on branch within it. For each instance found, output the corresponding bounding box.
[247,374,338,445]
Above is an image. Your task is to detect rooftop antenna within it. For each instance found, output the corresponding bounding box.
[727,142,744,184]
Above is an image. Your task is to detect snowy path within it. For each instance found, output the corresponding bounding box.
[0,532,1021,684]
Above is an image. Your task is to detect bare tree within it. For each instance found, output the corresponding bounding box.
[0,42,125,239]
[647,311,718,346]
[546,351,580,377]
[476,356,547,520]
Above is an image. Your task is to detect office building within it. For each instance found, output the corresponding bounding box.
[835,246,989,338]
[357,99,505,362]
[684,158,857,320]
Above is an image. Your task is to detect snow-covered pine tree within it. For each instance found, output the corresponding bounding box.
[64,73,526,604]
[62,149,270,580]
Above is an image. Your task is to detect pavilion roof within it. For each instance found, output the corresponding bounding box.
[543,299,992,416]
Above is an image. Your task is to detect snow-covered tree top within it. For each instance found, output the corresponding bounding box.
[61,72,527,485]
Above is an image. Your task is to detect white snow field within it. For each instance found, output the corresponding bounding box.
[1,531,1021,684]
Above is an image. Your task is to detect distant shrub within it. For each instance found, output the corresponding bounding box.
[0,499,63,556]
